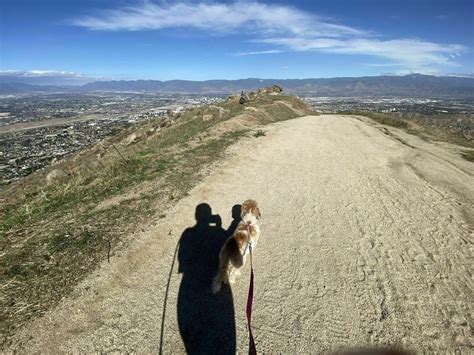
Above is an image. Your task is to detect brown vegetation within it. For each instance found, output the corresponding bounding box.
[346,111,474,160]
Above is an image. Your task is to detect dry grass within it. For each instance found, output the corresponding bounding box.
[344,111,409,129]
[253,129,266,138]
[0,91,314,345]
[461,150,474,162]
[346,111,474,160]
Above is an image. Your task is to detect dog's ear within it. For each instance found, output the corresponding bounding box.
[241,200,250,218]
[240,206,247,219]
[255,207,261,219]
[241,199,260,219]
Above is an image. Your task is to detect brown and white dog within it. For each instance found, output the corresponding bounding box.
[212,199,262,293]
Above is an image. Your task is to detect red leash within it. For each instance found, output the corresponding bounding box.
[246,224,257,355]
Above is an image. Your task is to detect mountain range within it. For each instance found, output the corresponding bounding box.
[1,74,474,98]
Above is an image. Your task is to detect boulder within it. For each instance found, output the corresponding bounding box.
[218,108,230,118]
[203,114,213,121]
[125,132,142,145]
[78,160,101,173]
[46,169,68,185]
[258,85,283,95]
[244,106,259,112]
[227,94,240,102]
[272,85,283,93]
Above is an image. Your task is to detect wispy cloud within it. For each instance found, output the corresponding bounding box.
[367,63,406,67]
[70,1,467,72]
[234,49,284,56]
[0,70,86,78]
[71,1,364,37]
[0,70,96,85]
[258,37,466,69]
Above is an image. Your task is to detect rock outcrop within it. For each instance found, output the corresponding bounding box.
[46,169,69,185]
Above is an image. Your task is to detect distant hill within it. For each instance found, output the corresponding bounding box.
[80,74,474,97]
[2,74,474,97]
[0,82,71,94]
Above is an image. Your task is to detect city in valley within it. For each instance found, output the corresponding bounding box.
[1,91,472,185]
[0,93,224,184]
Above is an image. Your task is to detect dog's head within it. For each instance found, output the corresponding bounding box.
[241,199,261,224]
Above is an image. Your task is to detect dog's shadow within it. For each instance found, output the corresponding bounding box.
[177,203,241,354]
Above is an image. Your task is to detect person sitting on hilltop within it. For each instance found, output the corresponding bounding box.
[239,90,247,104]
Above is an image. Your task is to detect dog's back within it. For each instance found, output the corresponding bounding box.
[212,200,261,293]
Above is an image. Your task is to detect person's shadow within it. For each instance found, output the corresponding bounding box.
[226,204,242,238]
[177,203,240,354]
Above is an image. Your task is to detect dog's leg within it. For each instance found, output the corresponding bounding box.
[228,267,239,284]
[228,264,237,283]
[212,252,230,293]
[230,253,244,268]
[228,252,245,283]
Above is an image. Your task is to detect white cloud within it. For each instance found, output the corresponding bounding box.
[234,49,284,56]
[0,70,96,85]
[70,1,467,72]
[0,70,86,78]
[367,63,405,67]
[72,1,364,37]
[257,37,466,69]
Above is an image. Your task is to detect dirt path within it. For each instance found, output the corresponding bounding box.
[6,115,473,353]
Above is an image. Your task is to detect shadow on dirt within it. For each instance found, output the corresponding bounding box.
[177,203,241,354]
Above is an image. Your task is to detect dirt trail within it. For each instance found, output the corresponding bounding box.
[6,115,473,353]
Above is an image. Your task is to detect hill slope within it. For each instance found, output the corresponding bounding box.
[0,87,313,345]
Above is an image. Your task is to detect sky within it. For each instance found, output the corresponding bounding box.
[1,0,473,84]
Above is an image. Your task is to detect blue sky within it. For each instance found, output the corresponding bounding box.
[1,0,473,84]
